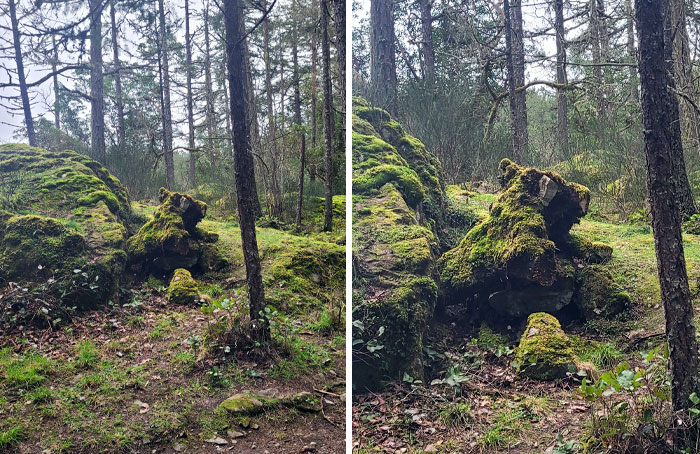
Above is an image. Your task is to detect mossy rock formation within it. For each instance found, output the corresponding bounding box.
[514,312,576,380]
[352,97,448,248]
[127,188,228,273]
[167,269,202,305]
[352,98,441,391]
[0,144,131,309]
[439,159,598,319]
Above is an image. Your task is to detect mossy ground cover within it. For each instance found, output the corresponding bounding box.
[0,201,345,454]
[353,188,700,454]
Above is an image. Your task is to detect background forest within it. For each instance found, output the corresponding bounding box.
[0,0,345,223]
[352,0,700,220]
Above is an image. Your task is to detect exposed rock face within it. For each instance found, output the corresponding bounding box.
[439,159,595,318]
[167,268,202,305]
[0,144,131,308]
[352,98,443,390]
[514,312,576,380]
[127,188,228,273]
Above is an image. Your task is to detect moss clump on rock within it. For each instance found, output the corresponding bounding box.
[438,159,591,318]
[567,234,612,264]
[218,391,320,416]
[573,265,630,320]
[0,144,131,311]
[127,188,228,273]
[167,269,202,305]
[514,312,576,380]
[219,393,266,415]
[353,105,442,391]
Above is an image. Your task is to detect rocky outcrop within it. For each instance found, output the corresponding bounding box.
[0,144,131,310]
[352,98,443,390]
[439,159,624,320]
[127,188,228,273]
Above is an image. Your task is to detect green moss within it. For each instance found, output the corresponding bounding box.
[439,160,591,302]
[167,269,201,305]
[0,144,130,310]
[573,265,630,319]
[127,188,222,273]
[354,163,425,206]
[218,393,266,414]
[77,190,120,214]
[265,238,345,312]
[514,313,576,380]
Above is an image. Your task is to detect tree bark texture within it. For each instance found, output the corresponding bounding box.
[636,0,700,417]
[321,0,334,232]
[223,0,269,341]
[370,0,398,115]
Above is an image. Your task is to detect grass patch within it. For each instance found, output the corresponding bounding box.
[149,316,178,340]
[271,336,332,379]
[0,423,26,449]
[1,348,50,390]
[76,340,100,369]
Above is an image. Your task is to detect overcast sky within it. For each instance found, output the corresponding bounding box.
[0,0,295,146]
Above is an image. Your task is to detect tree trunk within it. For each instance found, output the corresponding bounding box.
[223,0,269,342]
[321,0,334,232]
[262,0,283,218]
[334,0,346,111]
[51,35,60,130]
[9,0,36,146]
[626,0,638,102]
[89,0,106,164]
[158,0,174,189]
[293,31,306,229]
[185,0,196,188]
[370,0,398,114]
[669,0,700,157]
[110,0,125,150]
[311,10,319,151]
[419,0,435,84]
[663,0,696,218]
[554,0,568,156]
[203,2,216,158]
[504,0,528,163]
[590,0,607,118]
[636,0,699,424]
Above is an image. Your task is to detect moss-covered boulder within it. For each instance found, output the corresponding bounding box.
[352,97,448,247]
[167,269,202,305]
[439,159,591,318]
[265,237,345,312]
[573,265,630,320]
[514,313,576,380]
[0,144,131,310]
[352,98,441,391]
[219,393,267,415]
[127,188,228,273]
[218,391,320,416]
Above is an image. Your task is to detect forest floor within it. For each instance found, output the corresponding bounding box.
[352,190,700,454]
[0,205,346,454]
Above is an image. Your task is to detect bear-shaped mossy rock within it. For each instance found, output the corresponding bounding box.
[127,188,228,273]
[0,144,131,309]
[514,312,576,380]
[439,159,591,318]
